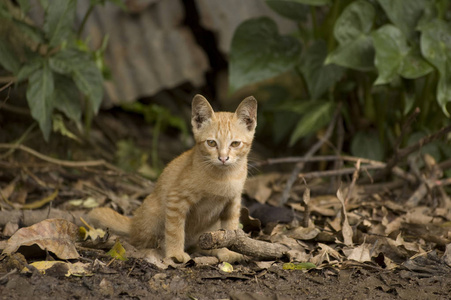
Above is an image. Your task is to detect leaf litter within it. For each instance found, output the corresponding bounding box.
[1,115,451,298]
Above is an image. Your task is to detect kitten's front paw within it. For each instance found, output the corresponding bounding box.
[167,251,191,264]
[216,248,244,263]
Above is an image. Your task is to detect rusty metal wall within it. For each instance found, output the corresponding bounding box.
[74,0,296,107]
[77,0,208,107]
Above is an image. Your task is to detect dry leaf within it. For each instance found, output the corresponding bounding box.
[25,261,92,277]
[250,261,275,270]
[344,243,372,262]
[311,243,343,265]
[3,222,19,237]
[442,244,451,267]
[394,234,425,254]
[244,173,280,203]
[337,188,353,246]
[2,219,80,259]
[240,207,261,232]
[107,239,128,261]
[219,262,233,272]
[285,223,320,240]
[79,217,106,241]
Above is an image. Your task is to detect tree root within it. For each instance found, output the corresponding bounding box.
[199,229,290,261]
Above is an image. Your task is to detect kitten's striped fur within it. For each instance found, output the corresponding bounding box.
[88,95,257,263]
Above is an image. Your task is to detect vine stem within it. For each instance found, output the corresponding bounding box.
[77,3,95,38]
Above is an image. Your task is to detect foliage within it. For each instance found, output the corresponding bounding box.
[0,0,123,141]
[229,0,451,159]
[121,102,189,174]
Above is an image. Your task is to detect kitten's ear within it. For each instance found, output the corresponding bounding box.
[192,94,215,129]
[235,96,257,131]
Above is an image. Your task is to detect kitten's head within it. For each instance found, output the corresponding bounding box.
[191,94,257,168]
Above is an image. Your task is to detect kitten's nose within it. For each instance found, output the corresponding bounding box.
[218,156,229,164]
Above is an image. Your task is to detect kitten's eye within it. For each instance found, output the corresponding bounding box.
[206,140,217,147]
[231,141,241,147]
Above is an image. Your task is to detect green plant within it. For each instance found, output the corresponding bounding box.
[0,0,123,141]
[121,102,189,173]
[229,0,451,160]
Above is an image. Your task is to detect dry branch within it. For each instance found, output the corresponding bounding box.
[199,229,290,261]
[280,104,342,205]
[374,124,451,181]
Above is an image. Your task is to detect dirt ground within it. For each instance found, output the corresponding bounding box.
[1,105,451,300]
[2,253,451,300]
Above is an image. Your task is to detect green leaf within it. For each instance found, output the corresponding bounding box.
[17,0,31,14]
[325,0,375,71]
[107,240,128,261]
[283,262,316,270]
[289,101,334,146]
[372,25,432,85]
[229,17,302,93]
[0,39,20,73]
[265,1,310,21]
[351,131,384,161]
[377,0,428,40]
[299,40,345,99]
[16,58,44,82]
[53,74,82,122]
[398,51,433,79]
[420,20,451,116]
[52,114,81,142]
[11,19,45,43]
[50,49,103,114]
[26,62,55,141]
[43,0,76,47]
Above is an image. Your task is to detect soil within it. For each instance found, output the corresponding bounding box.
[1,98,451,300]
[2,249,451,300]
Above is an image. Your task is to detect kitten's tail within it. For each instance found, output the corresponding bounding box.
[87,207,131,236]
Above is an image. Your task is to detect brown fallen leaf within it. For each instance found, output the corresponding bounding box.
[344,243,372,263]
[2,218,80,259]
[23,261,92,277]
[337,188,353,246]
[244,173,280,204]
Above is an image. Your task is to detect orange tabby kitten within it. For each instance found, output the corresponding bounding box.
[88,94,257,263]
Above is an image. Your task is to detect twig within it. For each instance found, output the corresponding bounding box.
[0,80,13,92]
[0,123,36,159]
[0,269,17,283]
[345,160,361,204]
[280,104,342,205]
[0,143,121,171]
[332,115,345,189]
[299,164,381,180]
[375,124,451,181]
[199,229,290,261]
[395,107,420,151]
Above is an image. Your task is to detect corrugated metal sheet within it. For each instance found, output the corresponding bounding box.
[70,0,296,107]
[77,0,209,107]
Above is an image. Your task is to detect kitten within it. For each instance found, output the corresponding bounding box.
[88,94,257,263]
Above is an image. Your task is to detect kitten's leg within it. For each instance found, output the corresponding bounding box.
[164,191,192,263]
[214,195,244,263]
[220,195,242,230]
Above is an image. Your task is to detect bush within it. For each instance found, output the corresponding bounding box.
[229,0,451,160]
[0,0,122,141]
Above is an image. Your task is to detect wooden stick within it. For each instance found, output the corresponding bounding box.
[199,229,290,261]
[0,143,121,171]
[279,104,342,205]
[253,155,416,183]
[374,124,451,181]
